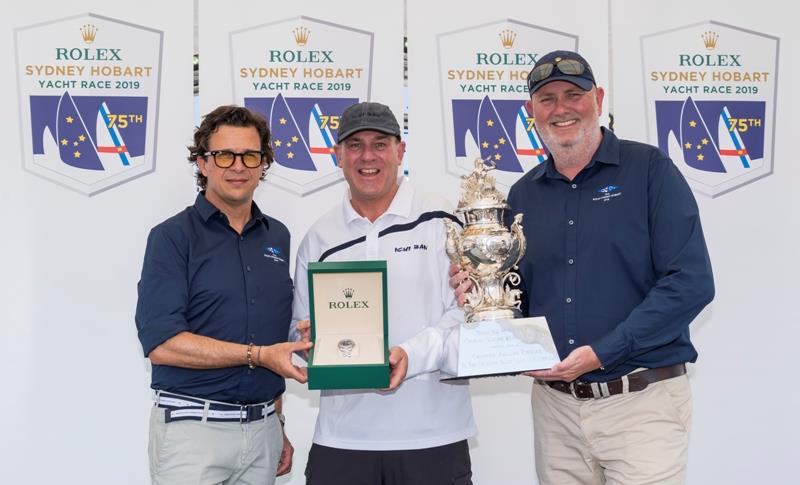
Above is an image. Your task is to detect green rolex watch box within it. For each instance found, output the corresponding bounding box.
[307,260,389,390]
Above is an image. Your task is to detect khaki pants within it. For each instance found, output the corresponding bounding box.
[148,405,283,485]
[532,375,692,485]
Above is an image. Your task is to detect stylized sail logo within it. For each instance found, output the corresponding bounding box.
[245,94,356,173]
[29,91,148,173]
[655,97,765,177]
[452,96,548,174]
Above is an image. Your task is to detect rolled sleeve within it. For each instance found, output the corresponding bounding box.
[135,225,190,356]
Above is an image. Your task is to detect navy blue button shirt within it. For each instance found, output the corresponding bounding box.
[136,193,293,403]
[507,128,714,381]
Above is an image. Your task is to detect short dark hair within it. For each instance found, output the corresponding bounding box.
[187,105,274,190]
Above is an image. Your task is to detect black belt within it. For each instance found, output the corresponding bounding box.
[543,363,687,400]
[156,391,276,423]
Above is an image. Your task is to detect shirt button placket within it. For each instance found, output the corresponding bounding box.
[564,181,579,348]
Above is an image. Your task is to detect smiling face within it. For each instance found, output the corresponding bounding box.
[529,80,604,159]
[335,130,405,221]
[197,125,263,214]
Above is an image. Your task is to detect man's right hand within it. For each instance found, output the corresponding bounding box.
[448,263,473,307]
[259,341,313,383]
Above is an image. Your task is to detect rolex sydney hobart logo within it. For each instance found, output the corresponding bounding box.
[642,20,778,197]
[231,16,373,196]
[16,13,163,195]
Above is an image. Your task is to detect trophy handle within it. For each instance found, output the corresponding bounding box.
[509,213,526,269]
[443,218,464,265]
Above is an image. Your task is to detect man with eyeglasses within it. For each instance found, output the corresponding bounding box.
[291,101,476,484]
[136,105,312,484]
[451,50,715,484]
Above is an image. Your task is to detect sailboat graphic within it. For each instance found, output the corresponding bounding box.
[96,102,131,168]
[718,106,751,169]
[515,105,547,169]
[308,103,338,174]
[55,91,103,170]
[476,96,523,173]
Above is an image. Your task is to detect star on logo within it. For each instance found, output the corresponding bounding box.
[274,139,282,147]
[60,138,68,146]
[486,119,494,127]
[287,152,295,159]
[697,153,705,161]
[279,118,287,125]
[481,141,489,149]
[73,150,81,158]
[701,138,709,145]
[684,142,692,149]
[78,134,86,142]
[291,136,299,143]
[498,137,506,145]
[494,153,501,161]
[65,116,74,124]
[688,120,697,128]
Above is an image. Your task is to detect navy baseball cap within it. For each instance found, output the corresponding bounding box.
[527,50,596,95]
[336,102,401,142]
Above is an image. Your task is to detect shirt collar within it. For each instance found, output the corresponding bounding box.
[194,192,269,228]
[341,176,413,224]
[530,127,620,182]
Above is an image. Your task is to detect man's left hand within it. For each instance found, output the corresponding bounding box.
[524,345,601,382]
[276,431,294,476]
[384,346,408,391]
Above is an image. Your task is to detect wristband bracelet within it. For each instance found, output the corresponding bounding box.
[246,342,256,370]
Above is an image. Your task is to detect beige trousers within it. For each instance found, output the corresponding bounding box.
[532,374,692,485]
[148,405,283,485]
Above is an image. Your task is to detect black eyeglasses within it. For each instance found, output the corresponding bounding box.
[527,59,587,88]
[202,150,265,169]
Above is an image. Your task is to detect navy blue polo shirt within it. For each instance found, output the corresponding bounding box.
[136,193,293,403]
[507,128,714,381]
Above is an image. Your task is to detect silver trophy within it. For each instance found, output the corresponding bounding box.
[444,158,526,324]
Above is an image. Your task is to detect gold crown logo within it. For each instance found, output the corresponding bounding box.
[701,31,718,50]
[293,27,310,46]
[499,29,517,49]
[80,24,98,44]
[343,288,354,299]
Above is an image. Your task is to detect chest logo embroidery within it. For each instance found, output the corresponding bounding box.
[263,245,286,263]
[592,185,622,202]
[394,243,428,253]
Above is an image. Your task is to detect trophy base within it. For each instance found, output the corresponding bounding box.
[465,307,521,326]
[441,317,560,380]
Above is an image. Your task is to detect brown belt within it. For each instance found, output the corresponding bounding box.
[543,363,687,400]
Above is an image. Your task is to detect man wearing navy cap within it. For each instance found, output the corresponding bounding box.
[451,50,715,484]
[292,101,476,484]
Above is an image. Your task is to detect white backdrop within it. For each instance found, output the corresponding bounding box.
[0,1,194,484]
[609,2,800,483]
[2,1,798,484]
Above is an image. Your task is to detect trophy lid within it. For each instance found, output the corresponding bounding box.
[455,159,510,212]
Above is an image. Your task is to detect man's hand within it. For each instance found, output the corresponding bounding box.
[296,319,311,342]
[276,430,294,476]
[259,341,313,383]
[448,263,473,307]
[384,346,408,391]
[524,345,601,382]
[294,319,311,359]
